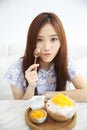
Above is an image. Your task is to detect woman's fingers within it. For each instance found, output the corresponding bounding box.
[25,64,39,87]
[26,64,39,72]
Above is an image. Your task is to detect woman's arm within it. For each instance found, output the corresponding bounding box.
[43,73,87,102]
[11,84,35,100]
[11,64,39,100]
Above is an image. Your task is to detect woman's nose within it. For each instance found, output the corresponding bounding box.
[43,42,51,51]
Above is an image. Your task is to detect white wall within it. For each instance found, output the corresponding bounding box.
[0,0,87,58]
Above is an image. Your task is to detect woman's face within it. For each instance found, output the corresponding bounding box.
[36,23,60,64]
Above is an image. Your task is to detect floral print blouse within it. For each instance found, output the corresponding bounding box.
[5,55,79,95]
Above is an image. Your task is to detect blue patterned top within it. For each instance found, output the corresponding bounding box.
[5,55,79,95]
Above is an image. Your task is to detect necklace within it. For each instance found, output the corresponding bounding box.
[47,74,51,84]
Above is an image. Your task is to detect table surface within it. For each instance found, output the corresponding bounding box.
[0,100,87,130]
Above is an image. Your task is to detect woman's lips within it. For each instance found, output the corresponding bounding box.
[43,53,51,56]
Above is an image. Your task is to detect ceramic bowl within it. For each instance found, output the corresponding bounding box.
[30,109,47,124]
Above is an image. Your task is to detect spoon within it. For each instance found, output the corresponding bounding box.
[34,48,41,64]
[34,48,41,95]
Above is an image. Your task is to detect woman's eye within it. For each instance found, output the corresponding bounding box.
[37,38,43,42]
[51,38,58,41]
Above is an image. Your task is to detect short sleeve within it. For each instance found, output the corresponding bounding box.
[5,58,26,90]
[68,55,80,81]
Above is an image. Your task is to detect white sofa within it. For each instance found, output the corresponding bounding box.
[0,55,20,99]
[0,55,87,100]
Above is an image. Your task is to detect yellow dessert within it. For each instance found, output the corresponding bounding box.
[51,93,74,107]
[31,109,45,119]
[30,109,47,124]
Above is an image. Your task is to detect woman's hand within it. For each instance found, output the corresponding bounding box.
[25,64,39,88]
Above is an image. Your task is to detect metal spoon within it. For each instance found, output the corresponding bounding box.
[34,48,40,64]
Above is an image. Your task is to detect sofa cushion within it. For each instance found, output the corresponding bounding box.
[0,55,19,99]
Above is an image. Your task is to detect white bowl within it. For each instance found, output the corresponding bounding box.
[28,96,45,110]
[30,109,47,124]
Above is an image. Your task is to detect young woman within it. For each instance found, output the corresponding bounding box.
[5,12,87,101]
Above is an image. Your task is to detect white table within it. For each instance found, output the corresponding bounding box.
[0,100,87,130]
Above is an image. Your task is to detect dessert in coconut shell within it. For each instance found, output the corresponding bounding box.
[46,93,76,121]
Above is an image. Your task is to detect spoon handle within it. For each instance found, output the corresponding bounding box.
[34,57,37,64]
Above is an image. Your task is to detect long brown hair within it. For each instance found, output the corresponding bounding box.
[22,12,69,91]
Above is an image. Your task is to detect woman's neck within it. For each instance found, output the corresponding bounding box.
[39,61,52,71]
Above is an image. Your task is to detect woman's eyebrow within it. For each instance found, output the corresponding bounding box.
[37,34,58,37]
[50,34,58,37]
[37,36,43,38]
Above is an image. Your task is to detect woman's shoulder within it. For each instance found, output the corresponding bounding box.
[67,54,78,67]
[6,58,23,74]
[4,58,26,89]
[6,58,23,76]
[67,54,79,81]
[68,54,77,62]
[11,58,23,67]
